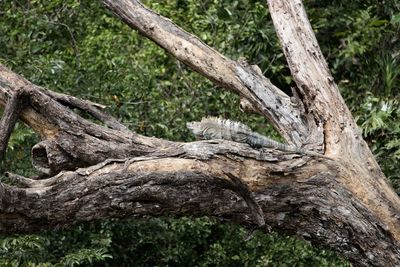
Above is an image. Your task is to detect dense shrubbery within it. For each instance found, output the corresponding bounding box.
[0,217,348,266]
[0,0,398,265]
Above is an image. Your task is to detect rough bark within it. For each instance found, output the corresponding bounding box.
[0,0,399,266]
[0,89,28,161]
[102,0,321,149]
[1,140,399,266]
[266,0,400,248]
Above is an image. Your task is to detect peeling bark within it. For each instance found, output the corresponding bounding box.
[0,0,399,266]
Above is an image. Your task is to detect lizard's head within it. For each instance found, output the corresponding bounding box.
[186,121,203,138]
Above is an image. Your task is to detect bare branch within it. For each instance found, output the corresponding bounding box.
[0,89,28,162]
[0,64,173,174]
[266,0,362,155]
[101,0,323,147]
[0,3,399,266]
[0,150,399,266]
[40,89,129,131]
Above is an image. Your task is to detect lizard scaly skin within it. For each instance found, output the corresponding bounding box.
[187,117,328,158]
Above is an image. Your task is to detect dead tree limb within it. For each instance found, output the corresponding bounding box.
[0,0,399,266]
[0,89,28,162]
[39,89,129,131]
[0,142,399,266]
[102,0,322,149]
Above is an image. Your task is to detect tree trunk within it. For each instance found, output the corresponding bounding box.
[0,0,399,266]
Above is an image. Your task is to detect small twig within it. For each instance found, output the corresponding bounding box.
[47,21,80,69]
[76,158,128,176]
[40,88,129,131]
[42,88,106,109]
[0,89,28,162]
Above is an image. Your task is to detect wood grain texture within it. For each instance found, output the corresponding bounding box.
[0,0,399,265]
[101,0,321,148]
[0,89,27,161]
[266,0,400,246]
[1,145,399,266]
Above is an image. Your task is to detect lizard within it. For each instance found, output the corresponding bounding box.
[187,116,329,158]
[186,117,331,232]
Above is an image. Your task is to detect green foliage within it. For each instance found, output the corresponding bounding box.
[0,235,47,265]
[58,248,112,267]
[356,96,400,192]
[0,228,112,267]
[0,218,349,267]
[0,123,38,177]
[0,0,398,265]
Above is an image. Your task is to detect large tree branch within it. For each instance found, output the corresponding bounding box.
[0,64,176,175]
[101,0,324,149]
[1,141,399,266]
[98,0,400,245]
[266,0,368,158]
[0,1,399,266]
[265,1,400,242]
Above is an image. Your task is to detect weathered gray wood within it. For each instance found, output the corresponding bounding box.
[0,65,175,175]
[0,89,27,162]
[0,0,399,266]
[266,0,400,249]
[100,0,400,251]
[1,144,399,266]
[101,0,322,148]
[40,89,129,131]
[266,0,369,159]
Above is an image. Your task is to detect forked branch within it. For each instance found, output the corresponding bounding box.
[0,0,399,266]
[102,0,323,148]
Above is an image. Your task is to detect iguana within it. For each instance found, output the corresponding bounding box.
[186,117,330,232]
[187,117,327,158]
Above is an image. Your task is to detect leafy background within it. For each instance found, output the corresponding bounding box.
[0,0,398,265]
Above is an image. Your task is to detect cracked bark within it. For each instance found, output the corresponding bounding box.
[0,89,28,161]
[0,0,399,266]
